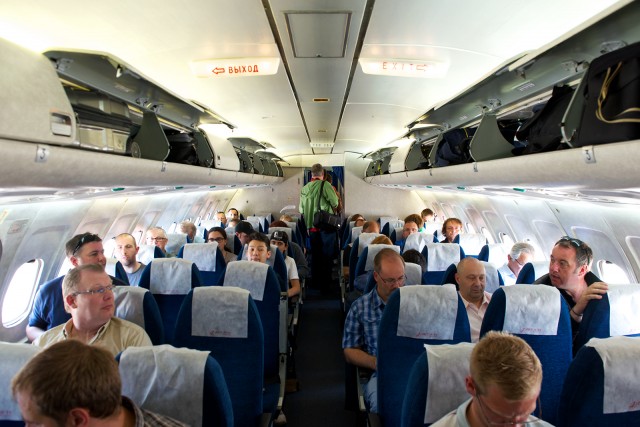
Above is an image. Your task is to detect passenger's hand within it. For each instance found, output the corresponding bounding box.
[573,282,609,315]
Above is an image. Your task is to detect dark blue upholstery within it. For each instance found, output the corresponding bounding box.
[558,338,640,427]
[236,245,288,293]
[139,259,203,344]
[480,287,572,425]
[116,345,234,427]
[420,244,465,284]
[377,286,471,427]
[354,245,399,287]
[0,343,41,427]
[114,286,165,345]
[177,243,227,286]
[113,259,130,285]
[341,220,355,250]
[174,289,265,427]
[349,236,362,287]
[477,244,489,262]
[516,261,549,284]
[439,262,504,292]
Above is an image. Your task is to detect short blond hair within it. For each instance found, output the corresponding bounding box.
[371,235,392,245]
[471,331,542,400]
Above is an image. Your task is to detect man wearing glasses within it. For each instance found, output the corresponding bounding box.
[26,233,128,342]
[342,248,405,413]
[534,236,608,339]
[498,242,535,286]
[455,257,490,343]
[146,226,170,256]
[431,331,552,426]
[33,264,151,356]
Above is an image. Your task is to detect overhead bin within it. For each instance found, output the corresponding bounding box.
[364,147,396,177]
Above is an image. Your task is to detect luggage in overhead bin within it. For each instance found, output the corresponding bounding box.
[432,127,476,167]
[164,131,200,166]
[571,41,640,147]
[66,88,133,153]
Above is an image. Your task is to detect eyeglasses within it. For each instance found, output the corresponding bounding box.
[208,237,225,243]
[147,237,167,242]
[513,257,526,267]
[557,236,584,247]
[475,393,541,426]
[377,274,406,286]
[72,233,101,255]
[72,284,116,297]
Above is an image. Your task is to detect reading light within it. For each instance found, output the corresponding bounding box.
[190,57,280,77]
[359,58,448,78]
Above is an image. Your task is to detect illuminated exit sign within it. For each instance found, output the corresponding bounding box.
[359,58,448,78]
[190,57,281,77]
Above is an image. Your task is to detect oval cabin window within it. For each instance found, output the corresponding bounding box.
[481,227,495,244]
[466,222,476,234]
[499,232,514,247]
[597,260,631,284]
[2,259,43,328]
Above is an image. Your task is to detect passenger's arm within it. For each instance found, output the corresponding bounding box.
[344,347,376,371]
[288,278,301,298]
[572,281,609,317]
[25,325,45,342]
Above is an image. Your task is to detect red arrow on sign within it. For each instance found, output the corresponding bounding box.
[212,67,225,75]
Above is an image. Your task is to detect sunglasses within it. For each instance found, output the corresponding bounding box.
[72,233,101,255]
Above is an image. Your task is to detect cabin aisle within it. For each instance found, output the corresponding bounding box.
[282,290,356,427]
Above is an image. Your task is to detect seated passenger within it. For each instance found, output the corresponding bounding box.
[270,230,301,298]
[363,220,380,234]
[431,331,551,426]
[350,213,365,228]
[498,242,535,286]
[534,236,608,339]
[227,207,240,221]
[441,218,463,243]
[146,226,170,256]
[353,235,394,292]
[394,214,423,252]
[12,340,187,427]
[235,221,254,248]
[419,208,435,232]
[207,226,237,264]
[402,249,426,273]
[114,233,145,286]
[26,233,127,342]
[371,235,392,245]
[270,220,309,279]
[215,211,228,226]
[34,264,151,356]
[343,248,405,413]
[247,232,272,264]
[180,220,204,244]
[455,258,490,343]
[280,214,294,222]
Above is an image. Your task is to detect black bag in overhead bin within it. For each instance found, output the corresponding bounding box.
[573,41,640,147]
[165,132,200,166]
[433,127,476,167]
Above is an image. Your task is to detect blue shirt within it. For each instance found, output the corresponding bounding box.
[342,288,385,356]
[395,238,406,253]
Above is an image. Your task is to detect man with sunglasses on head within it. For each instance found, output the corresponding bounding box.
[342,248,405,413]
[534,236,608,340]
[26,233,128,342]
[33,264,151,356]
[498,242,535,286]
[432,331,552,427]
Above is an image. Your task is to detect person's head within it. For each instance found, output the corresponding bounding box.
[371,235,392,245]
[280,214,293,222]
[402,214,422,239]
[455,257,486,304]
[247,232,271,263]
[442,218,463,243]
[270,220,289,228]
[363,220,380,234]
[146,227,168,252]
[114,233,139,268]
[373,248,405,302]
[179,221,197,240]
[548,236,593,288]
[215,211,227,225]
[270,230,289,254]
[207,227,228,250]
[349,214,365,226]
[402,249,427,273]
[507,242,535,277]
[65,233,106,268]
[12,340,122,427]
[466,331,543,425]
[421,208,435,223]
[325,170,333,184]
[235,221,254,246]
[227,208,239,220]
[62,264,115,329]
[311,163,324,178]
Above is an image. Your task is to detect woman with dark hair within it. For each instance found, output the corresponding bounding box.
[207,226,237,263]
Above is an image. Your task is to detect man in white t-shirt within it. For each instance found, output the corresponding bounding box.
[270,230,301,298]
[498,242,535,286]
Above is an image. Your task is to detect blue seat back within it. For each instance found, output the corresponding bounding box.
[137,244,165,265]
[0,343,41,427]
[354,244,400,279]
[421,243,465,284]
[363,263,423,294]
[477,243,510,266]
[440,261,504,292]
[165,233,188,257]
[341,220,356,249]
[177,242,227,286]
[558,336,640,427]
[516,261,550,284]
[139,258,203,344]
[105,258,129,285]
[378,285,471,427]
[118,345,234,427]
[455,233,488,258]
[348,234,384,286]
[114,286,165,345]
[480,285,572,425]
[173,288,264,427]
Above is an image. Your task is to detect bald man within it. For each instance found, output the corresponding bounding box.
[455,257,490,342]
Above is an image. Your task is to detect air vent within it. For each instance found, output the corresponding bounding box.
[310,142,334,148]
[313,98,330,103]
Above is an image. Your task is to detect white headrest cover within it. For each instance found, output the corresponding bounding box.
[422,222,442,236]
[269,227,292,242]
[486,243,510,267]
[0,343,40,421]
[397,284,459,340]
[183,242,218,272]
[502,285,561,335]
[105,258,118,277]
[586,336,640,414]
[358,233,383,255]
[137,244,158,265]
[223,260,269,301]
[351,226,363,242]
[199,219,218,230]
[192,287,250,338]
[379,216,395,231]
[114,286,147,328]
[388,219,404,230]
[246,217,262,231]
[457,233,486,256]
[424,342,475,423]
[120,345,208,427]
[364,244,400,272]
[426,243,461,272]
[405,263,423,286]
[404,233,427,253]
[482,262,501,294]
[607,284,640,336]
[165,233,187,256]
[150,259,193,295]
[284,221,297,231]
